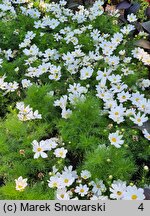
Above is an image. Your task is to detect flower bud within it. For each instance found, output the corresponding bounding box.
[144,166,149,171]
[109,175,113,180]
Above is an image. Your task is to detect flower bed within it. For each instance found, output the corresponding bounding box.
[0,0,150,200]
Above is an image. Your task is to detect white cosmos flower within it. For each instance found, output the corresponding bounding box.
[80,66,93,80]
[91,179,106,196]
[44,138,58,150]
[5,81,19,93]
[32,140,49,159]
[127,13,137,23]
[48,176,62,189]
[54,95,68,109]
[61,108,72,119]
[21,79,32,88]
[54,147,68,158]
[125,108,136,116]
[130,92,145,106]
[60,173,75,187]
[68,83,88,94]
[108,74,122,83]
[0,74,7,90]
[75,184,89,197]
[130,112,148,126]
[56,188,70,200]
[16,102,42,121]
[142,129,150,141]
[62,166,78,179]
[108,105,126,124]
[117,91,131,103]
[15,176,28,191]
[110,180,127,200]
[121,24,135,34]
[33,110,42,119]
[122,185,145,200]
[81,170,91,180]
[109,130,124,148]
[119,50,125,55]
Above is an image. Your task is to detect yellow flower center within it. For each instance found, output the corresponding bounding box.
[59,152,63,157]
[37,147,42,152]
[64,179,69,183]
[131,194,137,200]
[60,194,64,199]
[137,118,141,122]
[23,115,27,121]
[112,138,117,142]
[115,112,119,115]
[117,191,122,196]
[53,182,57,187]
[80,189,84,193]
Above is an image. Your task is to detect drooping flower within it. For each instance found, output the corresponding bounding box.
[56,189,70,200]
[15,176,28,191]
[81,170,91,180]
[54,147,68,158]
[142,129,150,141]
[91,179,106,196]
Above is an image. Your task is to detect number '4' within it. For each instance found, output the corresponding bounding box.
[138,203,144,211]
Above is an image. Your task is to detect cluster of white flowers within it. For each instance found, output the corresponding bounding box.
[0,0,149,199]
[0,74,19,93]
[54,95,72,119]
[48,166,106,200]
[46,166,146,200]
[54,83,88,119]
[32,137,68,159]
[0,0,16,18]
[110,180,145,200]
[19,31,36,49]
[132,47,150,66]
[14,172,146,200]
[137,79,150,90]
[16,102,42,121]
